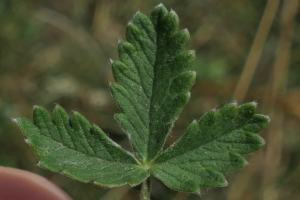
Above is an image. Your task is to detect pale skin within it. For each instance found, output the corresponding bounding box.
[0,166,72,200]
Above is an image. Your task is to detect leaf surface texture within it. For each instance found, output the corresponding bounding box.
[111,4,196,161]
[16,4,270,193]
[17,106,149,186]
[150,103,269,193]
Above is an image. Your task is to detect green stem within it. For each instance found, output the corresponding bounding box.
[140,177,151,200]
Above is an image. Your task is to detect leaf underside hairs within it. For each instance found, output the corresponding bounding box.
[15,3,269,195]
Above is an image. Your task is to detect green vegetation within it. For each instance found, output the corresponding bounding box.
[1,0,300,200]
[16,4,268,199]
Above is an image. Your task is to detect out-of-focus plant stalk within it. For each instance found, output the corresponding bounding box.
[233,0,280,102]
[227,0,297,199]
[262,0,298,199]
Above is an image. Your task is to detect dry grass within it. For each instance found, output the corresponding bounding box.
[0,0,299,200]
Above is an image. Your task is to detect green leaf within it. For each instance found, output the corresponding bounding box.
[110,4,195,161]
[15,3,270,195]
[150,102,269,193]
[16,106,149,187]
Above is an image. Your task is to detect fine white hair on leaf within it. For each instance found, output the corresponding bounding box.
[156,3,164,8]
[187,92,191,98]
[33,105,40,109]
[266,115,271,122]
[196,192,202,198]
[92,124,97,128]
[118,38,122,44]
[126,132,132,141]
[192,71,197,77]
[222,180,229,187]
[170,8,176,14]
[251,101,258,106]
[11,118,19,123]
[109,58,114,64]
[70,110,78,115]
[111,140,120,147]
[188,50,195,56]
[54,103,61,108]
[211,103,219,111]
[128,20,133,25]
[232,102,238,107]
[36,161,41,167]
[93,181,100,185]
[134,10,141,18]
[257,114,271,122]
[126,151,135,157]
[25,139,29,144]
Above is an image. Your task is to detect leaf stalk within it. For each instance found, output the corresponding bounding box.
[140,177,151,200]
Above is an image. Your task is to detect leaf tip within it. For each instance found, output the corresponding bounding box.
[170,8,176,14]
[189,49,195,55]
[71,111,85,122]
[183,28,189,32]
[109,58,114,64]
[54,104,63,113]
[265,115,271,123]
[33,105,40,110]
[93,181,100,186]
[72,111,84,120]
[117,37,123,44]
[24,138,29,144]
[155,3,165,8]
[251,101,258,107]
[133,10,141,18]
[11,118,19,123]
[192,70,197,78]
[54,103,61,108]
[231,101,238,107]
[127,20,133,25]
[222,180,229,187]
[36,160,41,167]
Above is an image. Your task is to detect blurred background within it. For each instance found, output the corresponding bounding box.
[0,0,299,199]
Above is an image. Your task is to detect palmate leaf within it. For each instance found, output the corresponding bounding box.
[16,106,149,186]
[15,3,270,195]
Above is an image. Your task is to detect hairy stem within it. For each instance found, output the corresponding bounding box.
[140,177,151,200]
